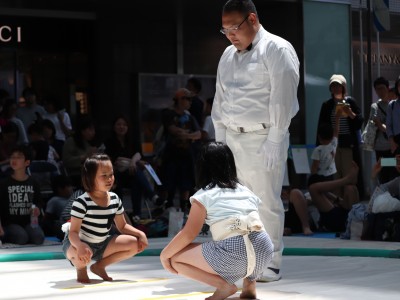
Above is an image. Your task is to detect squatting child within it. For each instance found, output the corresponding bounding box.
[160,142,273,300]
[62,153,148,283]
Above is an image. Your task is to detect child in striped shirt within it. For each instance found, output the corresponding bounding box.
[62,153,148,283]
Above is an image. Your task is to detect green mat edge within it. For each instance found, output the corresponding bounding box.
[1,248,400,263]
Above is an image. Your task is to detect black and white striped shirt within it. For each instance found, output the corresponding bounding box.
[71,191,124,243]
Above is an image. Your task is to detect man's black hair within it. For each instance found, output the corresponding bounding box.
[373,76,389,89]
[223,0,258,18]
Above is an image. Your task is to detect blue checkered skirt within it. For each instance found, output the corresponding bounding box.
[201,231,273,284]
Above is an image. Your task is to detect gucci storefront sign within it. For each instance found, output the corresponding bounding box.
[0,25,21,43]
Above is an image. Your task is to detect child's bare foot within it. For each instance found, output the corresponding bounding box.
[345,161,359,185]
[90,263,113,281]
[302,227,314,236]
[240,278,257,299]
[206,284,237,300]
[77,267,90,283]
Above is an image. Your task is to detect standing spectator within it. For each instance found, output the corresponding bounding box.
[212,0,299,282]
[161,88,201,212]
[16,87,46,131]
[186,77,204,128]
[370,77,396,183]
[387,77,400,155]
[0,145,44,245]
[317,74,364,198]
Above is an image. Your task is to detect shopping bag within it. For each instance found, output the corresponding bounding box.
[168,208,184,237]
[361,120,377,151]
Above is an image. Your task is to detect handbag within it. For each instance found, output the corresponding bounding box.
[361,119,378,151]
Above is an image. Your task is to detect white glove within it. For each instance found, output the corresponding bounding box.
[215,128,227,144]
[262,127,286,171]
[262,139,282,171]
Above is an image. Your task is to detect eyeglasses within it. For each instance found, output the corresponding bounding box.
[220,15,249,35]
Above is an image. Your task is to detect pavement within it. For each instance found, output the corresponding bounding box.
[1,234,400,300]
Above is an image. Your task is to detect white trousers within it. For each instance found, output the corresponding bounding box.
[226,128,289,270]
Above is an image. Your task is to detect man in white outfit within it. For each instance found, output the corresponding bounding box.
[212,0,300,282]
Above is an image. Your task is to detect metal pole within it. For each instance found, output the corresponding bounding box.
[359,0,364,117]
[366,0,372,107]
[376,31,380,77]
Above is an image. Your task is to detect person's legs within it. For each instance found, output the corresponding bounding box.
[163,159,178,208]
[309,162,359,213]
[24,224,45,245]
[289,189,313,235]
[64,239,92,283]
[135,167,156,200]
[3,224,29,245]
[90,234,138,281]
[342,184,360,210]
[227,129,286,281]
[170,243,238,300]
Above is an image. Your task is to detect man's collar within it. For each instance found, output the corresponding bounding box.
[239,25,263,53]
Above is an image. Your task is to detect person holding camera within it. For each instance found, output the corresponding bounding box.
[316,74,364,199]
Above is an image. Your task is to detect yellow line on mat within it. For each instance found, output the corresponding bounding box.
[61,278,168,289]
[139,291,213,300]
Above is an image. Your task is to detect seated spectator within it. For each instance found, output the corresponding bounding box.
[104,114,163,218]
[43,95,73,143]
[62,115,97,188]
[41,119,65,159]
[41,175,73,240]
[308,161,359,233]
[0,98,29,145]
[0,122,19,177]
[308,112,340,187]
[0,145,44,245]
[282,187,315,236]
[16,87,46,131]
[27,122,59,165]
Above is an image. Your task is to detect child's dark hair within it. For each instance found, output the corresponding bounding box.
[11,144,33,161]
[318,123,334,141]
[196,142,239,190]
[81,153,111,192]
[51,174,72,194]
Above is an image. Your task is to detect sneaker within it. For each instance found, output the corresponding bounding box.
[257,267,282,282]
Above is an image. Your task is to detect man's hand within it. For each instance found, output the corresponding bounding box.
[262,139,282,171]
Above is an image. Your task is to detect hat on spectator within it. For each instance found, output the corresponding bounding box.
[329,74,347,94]
[173,88,194,101]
